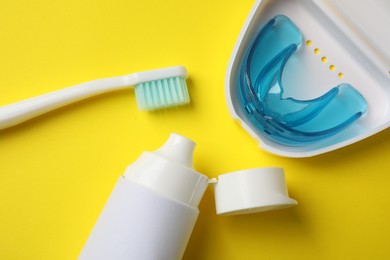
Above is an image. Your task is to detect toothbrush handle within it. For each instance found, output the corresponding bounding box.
[0,75,136,130]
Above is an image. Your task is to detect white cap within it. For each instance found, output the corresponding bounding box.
[213,167,297,215]
[124,133,209,208]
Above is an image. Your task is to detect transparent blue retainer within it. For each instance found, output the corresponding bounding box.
[237,15,367,146]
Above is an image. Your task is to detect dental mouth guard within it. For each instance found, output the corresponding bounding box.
[237,15,367,146]
[226,0,390,157]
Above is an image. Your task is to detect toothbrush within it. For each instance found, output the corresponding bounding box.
[0,66,189,130]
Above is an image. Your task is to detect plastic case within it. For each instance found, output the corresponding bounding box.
[226,0,390,157]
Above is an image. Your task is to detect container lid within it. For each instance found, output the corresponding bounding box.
[213,167,297,215]
[315,0,390,68]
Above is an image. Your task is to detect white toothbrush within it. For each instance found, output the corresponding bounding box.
[0,66,189,130]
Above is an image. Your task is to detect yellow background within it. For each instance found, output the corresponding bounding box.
[1,0,390,259]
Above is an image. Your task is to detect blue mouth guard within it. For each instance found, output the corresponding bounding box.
[237,15,367,146]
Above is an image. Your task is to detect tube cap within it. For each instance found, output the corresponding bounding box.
[124,133,209,208]
[213,167,297,215]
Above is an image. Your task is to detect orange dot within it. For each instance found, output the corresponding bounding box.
[306,40,312,46]
[314,48,320,54]
[338,73,344,78]
[329,65,336,71]
[321,57,327,62]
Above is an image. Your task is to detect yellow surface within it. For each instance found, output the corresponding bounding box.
[1,0,390,259]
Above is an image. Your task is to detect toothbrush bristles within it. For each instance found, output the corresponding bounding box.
[134,77,190,110]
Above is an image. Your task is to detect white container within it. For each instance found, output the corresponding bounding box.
[226,0,390,157]
[79,133,296,259]
[79,134,209,260]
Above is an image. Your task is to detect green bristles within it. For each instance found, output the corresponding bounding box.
[134,76,190,110]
